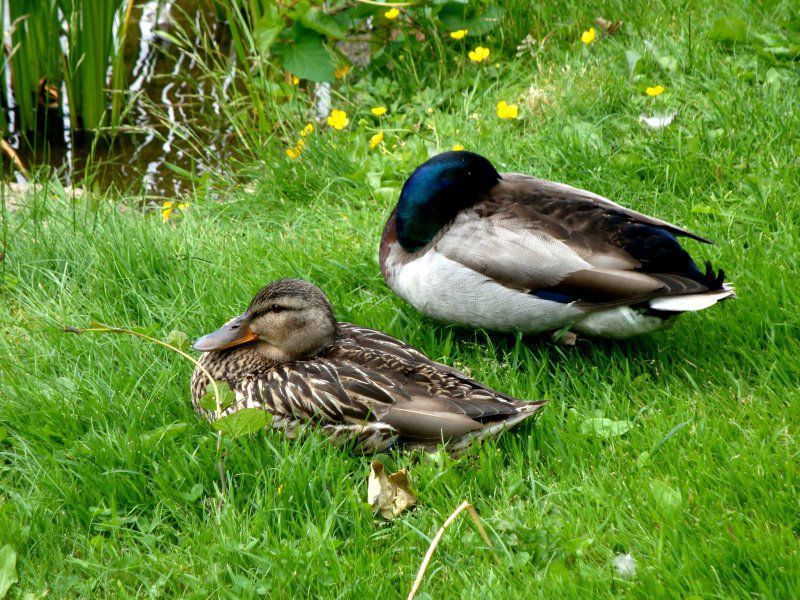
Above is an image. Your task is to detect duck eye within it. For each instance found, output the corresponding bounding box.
[270,303,284,313]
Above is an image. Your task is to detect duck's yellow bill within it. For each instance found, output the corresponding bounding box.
[192,314,258,351]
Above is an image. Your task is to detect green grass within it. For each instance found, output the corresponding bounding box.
[2,1,800,597]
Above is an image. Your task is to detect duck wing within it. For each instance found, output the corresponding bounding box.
[432,174,725,308]
[246,325,543,445]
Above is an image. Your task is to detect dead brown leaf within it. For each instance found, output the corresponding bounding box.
[596,17,624,35]
[368,460,416,519]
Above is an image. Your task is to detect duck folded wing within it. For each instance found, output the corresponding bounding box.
[253,356,530,443]
[496,174,713,244]
[433,177,723,307]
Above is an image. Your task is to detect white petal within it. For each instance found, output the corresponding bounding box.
[639,112,677,129]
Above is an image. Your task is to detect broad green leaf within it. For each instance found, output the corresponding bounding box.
[650,479,682,510]
[300,8,346,40]
[180,483,204,503]
[563,535,593,556]
[212,408,270,438]
[654,53,678,72]
[0,544,18,599]
[275,29,334,82]
[140,422,189,448]
[165,329,190,351]
[440,5,503,36]
[544,559,570,581]
[708,17,748,43]
[254,15,283,56]
[198,385,236,412]
[468,6,504,35]
[625,49,642,78]
[581,416,632,438]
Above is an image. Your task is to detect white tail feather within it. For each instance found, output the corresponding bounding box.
[649,286,735,312]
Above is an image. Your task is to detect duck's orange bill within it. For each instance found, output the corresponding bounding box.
[192,313,258,352]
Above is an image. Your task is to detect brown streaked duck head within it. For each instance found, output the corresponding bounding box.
[192,279,337,363]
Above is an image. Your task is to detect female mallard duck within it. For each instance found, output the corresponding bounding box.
[191,279,544,454]
[380,151,734,339]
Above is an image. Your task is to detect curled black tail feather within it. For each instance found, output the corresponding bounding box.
[701,261,726,291]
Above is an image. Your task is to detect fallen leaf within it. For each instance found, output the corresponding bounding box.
[639,112,677,129]
[0,544,18,599]
[596,17,623,35]
[368,460,416,519]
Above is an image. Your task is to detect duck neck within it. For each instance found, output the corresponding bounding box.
[200,345,278,382]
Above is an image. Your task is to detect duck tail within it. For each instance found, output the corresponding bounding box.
[700,260,728,291]
[447,400,546,455]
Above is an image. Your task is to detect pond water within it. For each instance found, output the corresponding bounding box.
[2,0,231,199]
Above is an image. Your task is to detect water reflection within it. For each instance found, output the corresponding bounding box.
[2,0,228,199]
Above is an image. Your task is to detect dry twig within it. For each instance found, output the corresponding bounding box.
[407,501,500,600]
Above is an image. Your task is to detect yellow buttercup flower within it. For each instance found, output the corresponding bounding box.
[581,27,596,44]
[468,46,490,63]
[452,144,464,151]
[161,201,188,222]
[496,100,519,119]
[327,109,349,130]
[450,29,468,40]
[385,8,400,19]
[161,201,174,223]
[370,131,384,149]
[371,106,387,117]
[292,76,300,85]
[334,65,351,79]
[645,85,665,97]
[300,123,314,137]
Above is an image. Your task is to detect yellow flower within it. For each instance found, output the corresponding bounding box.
[370,131,384,149]
[384,8,400,19]
[300,123,314,137]
[286,146,301,159]
[327,109,349,130]
[371,106,387,117]
[292,76,300,85]
[645,84,665,97]
[161,201,174,223]
[178,202,188,211]
[496,100,519,119]
[277,483,285,495]
[334,65,351,79]
[581,27,596,44]
[468,46,490,63]
[452,144,464,151]
[450,29,468,40]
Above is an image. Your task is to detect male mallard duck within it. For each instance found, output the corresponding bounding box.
[191,279,544,453]
[380,151,734,339]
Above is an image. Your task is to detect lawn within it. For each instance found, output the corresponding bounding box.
[1,1,799,598]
